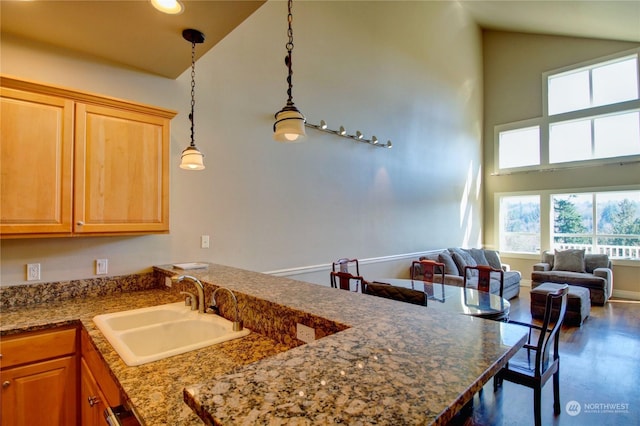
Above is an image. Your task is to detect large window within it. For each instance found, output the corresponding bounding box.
[497,190,640,259]
[495,50,640,173]
[499,195,540,253]
[548,55,638,115]
[554,191,640,258]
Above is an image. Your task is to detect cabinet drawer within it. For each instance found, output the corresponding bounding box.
[81,328,123,407]
[0,327,77,369]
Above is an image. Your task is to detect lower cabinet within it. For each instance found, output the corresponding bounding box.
[80,328,140,426]
[1,326,139,425]
[80,358,108,426]
[0,327,78,426]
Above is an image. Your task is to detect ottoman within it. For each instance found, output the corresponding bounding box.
[530,282,590,326]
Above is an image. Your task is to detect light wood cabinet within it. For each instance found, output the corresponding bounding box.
[0,87,74,235]
[0,76,175,238]
[0,327,78,426]
[80,328,139,426]
[80,358,108,426]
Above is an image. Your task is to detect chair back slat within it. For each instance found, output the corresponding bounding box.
[411,260,445,284]
[536,284,569,376]
[463,265,504,298]
[330,271,365,292]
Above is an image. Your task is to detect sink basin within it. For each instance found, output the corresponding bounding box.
[93,302,250,366]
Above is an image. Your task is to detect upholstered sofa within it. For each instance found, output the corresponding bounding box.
[531,249,613,305]
[412,248,521,300]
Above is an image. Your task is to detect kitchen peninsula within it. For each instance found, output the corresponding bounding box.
[1,264,527,425]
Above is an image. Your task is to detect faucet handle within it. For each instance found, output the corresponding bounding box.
[179,291,198,310]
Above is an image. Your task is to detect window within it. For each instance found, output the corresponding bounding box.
[496,50,640,173]
[499,195,540,253]
[497,190,640,259]
[548,55,638,115]
[549,111,640,164]
[553,191,640,258]
[499,126,540,168]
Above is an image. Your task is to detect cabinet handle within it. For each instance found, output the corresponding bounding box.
[88,395,100,406]
[2,381,10,388]
[77,221,85,226]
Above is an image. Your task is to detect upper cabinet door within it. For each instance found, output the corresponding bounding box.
[74,103,170,234]
[0,87,73,235]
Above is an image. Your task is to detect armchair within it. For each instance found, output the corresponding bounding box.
[530,250,613,305]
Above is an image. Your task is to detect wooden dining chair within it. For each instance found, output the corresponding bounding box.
[363,281,427,306]
[331,258,363,292]
[330,271,366,292]
[463,264,504,297]
[493,284,569,426]
[410,260,445,284]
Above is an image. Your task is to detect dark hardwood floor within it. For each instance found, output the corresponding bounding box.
[450,289,640,426]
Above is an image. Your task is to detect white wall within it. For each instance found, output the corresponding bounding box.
[0,1,483,285]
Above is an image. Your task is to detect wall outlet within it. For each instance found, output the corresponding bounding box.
[296,323,316,343]
[201,235,210,249]
[96,259,108,275]
[27,263,41,281]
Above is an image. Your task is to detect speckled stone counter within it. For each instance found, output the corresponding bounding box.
[0,285,292,425]
[1,264,527,425]
[153,264,528,425]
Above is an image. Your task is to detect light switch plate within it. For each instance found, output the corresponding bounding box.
[201,235,210,249]
[96,259,108,275]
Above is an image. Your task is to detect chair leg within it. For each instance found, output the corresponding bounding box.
[553,370,561,414]
[534,387,542,426]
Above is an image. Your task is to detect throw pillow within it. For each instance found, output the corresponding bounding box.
[450,250,478,277]
[542,251,555,269]
[438,252,458,275]
[417,252,446,275]
[552,249,586,273]
[466,248,489,266]
[484,250,503,270]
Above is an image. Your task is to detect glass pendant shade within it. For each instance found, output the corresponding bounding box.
[180,146,205,170]
[273,107,306,142]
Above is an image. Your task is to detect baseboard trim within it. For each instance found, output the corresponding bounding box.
[612,289,640,301]
[264,250,437,277]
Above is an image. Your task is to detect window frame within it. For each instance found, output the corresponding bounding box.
[494,48,640,175]
[495,185,640,264]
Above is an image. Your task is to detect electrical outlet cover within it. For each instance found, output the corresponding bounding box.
[27,263,41,281]
[296,323,315,343]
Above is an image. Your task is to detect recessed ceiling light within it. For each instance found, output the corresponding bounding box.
[150,0,184,15]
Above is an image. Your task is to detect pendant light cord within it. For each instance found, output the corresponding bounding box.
[189,40,196,147]
[285,0,294,106]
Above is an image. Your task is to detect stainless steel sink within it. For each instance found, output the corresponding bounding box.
[93,302,250,366]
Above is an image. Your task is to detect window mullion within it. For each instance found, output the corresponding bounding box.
[592,193,598,253]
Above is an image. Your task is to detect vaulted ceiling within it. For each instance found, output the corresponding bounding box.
[1,0,638,79]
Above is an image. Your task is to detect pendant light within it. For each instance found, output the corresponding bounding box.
[180,29,206,170]
[273,0,305,142]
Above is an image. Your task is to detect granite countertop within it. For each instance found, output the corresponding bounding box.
[154,264,528,425]
[0,287,291,425]
[1,263,528,425]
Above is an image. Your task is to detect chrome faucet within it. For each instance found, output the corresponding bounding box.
[172,275,205,314]
[210,287,243,331]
